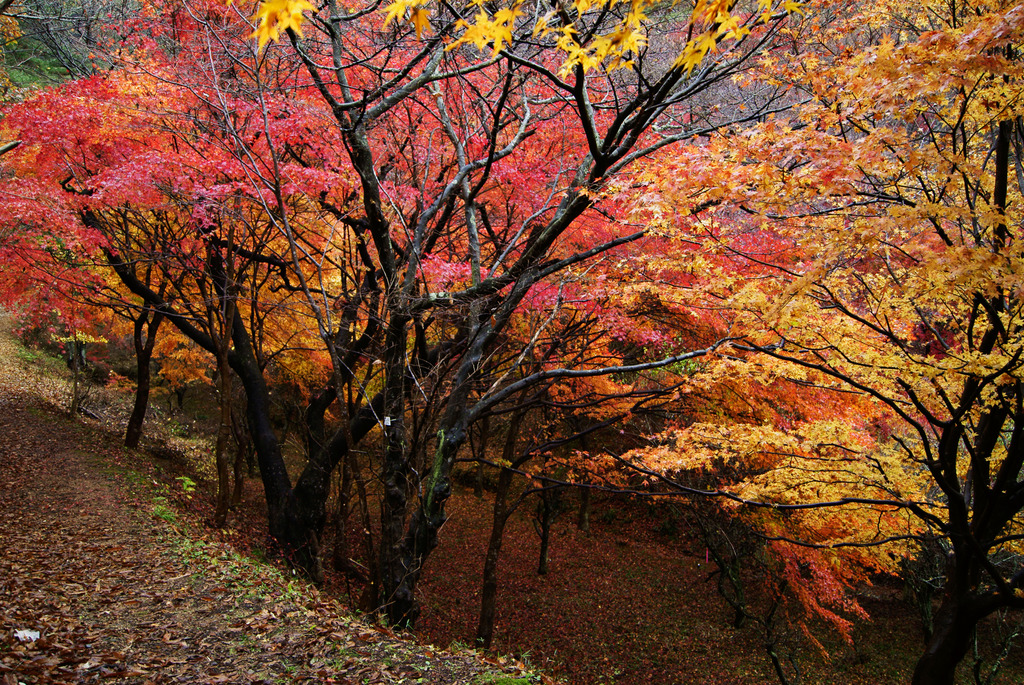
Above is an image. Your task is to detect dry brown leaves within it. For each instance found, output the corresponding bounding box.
[0,324,541,685]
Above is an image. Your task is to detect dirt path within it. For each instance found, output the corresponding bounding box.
[0,328,536,684]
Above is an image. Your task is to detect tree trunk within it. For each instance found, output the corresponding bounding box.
[912,595,976,685]
[386,275,549,626]
[125,310,162,449]
[577,487,590,533]
[536,487,561,575]
[536,513,551,575]
[476,466,514,648]
[379,311,416,624]
[476,410,527,648]
[69,347,81,418]
[384,421,467,626]
[124,351,150,447]
[227,311,301,553]
[225,308,383,582]
[289,394,383,583]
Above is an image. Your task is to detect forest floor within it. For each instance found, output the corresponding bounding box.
[0,321,541,685]
[2,317,1023,685]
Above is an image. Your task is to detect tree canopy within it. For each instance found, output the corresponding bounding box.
[1,0,1023,682]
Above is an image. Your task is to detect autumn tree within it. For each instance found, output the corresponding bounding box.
[244,0,817,624]
[1,0,806,627]
[629,1,1024,683]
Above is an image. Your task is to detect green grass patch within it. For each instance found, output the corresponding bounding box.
[150,498,179,525]
[472,676,534,685]
[3,36,75,88]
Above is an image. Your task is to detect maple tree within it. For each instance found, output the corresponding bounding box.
[1,0,815,636]
[177,0,800,626]
[3,0,1024,681]
[621,1,1024,683]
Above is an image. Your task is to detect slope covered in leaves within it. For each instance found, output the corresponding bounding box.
[0,319,546,685]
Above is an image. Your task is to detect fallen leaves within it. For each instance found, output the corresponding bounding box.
[0,319,547,685]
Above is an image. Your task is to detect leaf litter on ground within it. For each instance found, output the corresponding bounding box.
[0,320,545,685]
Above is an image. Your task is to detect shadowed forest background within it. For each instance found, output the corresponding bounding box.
[2,1,1024,684]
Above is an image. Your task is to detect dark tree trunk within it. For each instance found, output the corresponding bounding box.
[536,512,551,575]
[227,310,379,581]
[912,595,976,685]
[473,415,490,498]
[476,411,527,648]
[68,341,83,417]
[378,311,416,625]
[476,466,514,648]
[223,313,381,579]
[125,310,162,449]
[288,392,384,583]
[577,487,590,533]
[535,487,561,575]
[384,419,468,626]
[225,310,316,571]
[386,275,558,626]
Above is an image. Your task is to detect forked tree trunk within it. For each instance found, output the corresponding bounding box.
[125,310,162,449]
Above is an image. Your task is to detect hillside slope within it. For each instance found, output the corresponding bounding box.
[0,322,542,685]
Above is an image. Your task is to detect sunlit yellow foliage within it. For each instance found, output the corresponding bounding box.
[246,0,803,75]
[617,1,1024,618]
[154,333,213,389]
[251,0,315,49]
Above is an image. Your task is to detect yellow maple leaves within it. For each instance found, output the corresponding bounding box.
[544,0,650,77]
[674,0,804,75]
[243,0,805,78]
[251,0,316,49]
[376,0,804,77]
[383,0,434,39]
[446,0,524,55]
